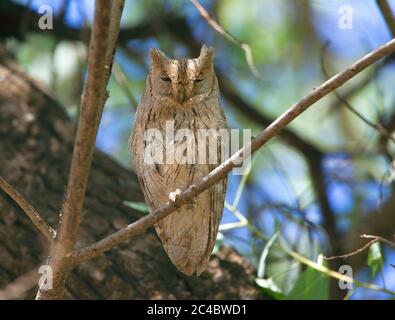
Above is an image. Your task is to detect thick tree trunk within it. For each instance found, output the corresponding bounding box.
[0,49,261,299]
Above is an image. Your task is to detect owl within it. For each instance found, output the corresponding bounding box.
[131,45,228,276]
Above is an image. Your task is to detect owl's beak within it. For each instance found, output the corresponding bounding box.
[178,88,186,104]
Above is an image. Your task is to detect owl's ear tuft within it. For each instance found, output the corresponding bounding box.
[150,48,169,70]
[198,45,214,69]
[200,44,214,56]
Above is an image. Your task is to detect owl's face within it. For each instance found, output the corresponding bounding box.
[149,45,215,106]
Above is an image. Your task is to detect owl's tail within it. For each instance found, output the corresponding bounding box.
[155,207,216,276]
[163,236,213,276]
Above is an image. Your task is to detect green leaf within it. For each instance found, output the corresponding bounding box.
[123,201,149,213]
[368,242,383,277]
[257,230,279,278]
[212,232,224,255]
[287,265,329,300]
[255,278,285,300]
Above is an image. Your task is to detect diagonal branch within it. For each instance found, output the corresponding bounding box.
[376,0,395,36]
[35,0,124,300]
[73,37,395,265]
[220,78,324,158]
[321,42,395,145]
[0,176,55,242]
[220,78,340,268]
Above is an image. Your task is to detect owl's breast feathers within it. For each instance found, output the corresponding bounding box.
[131,92,227,276]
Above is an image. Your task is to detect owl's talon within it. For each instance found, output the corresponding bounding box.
[169,188,182,208]
[190,184,197,194]
[187,198,196,209]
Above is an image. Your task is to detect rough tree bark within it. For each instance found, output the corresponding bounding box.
[0,50,261,299]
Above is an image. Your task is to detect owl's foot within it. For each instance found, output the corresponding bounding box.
[187,199,196,209]
[169,188,182,208]
[187,184,197,208]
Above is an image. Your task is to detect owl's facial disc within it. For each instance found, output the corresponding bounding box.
[149,46,215,106]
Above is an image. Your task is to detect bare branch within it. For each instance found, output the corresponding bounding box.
[35,0,124,300]
[113,63,138,109]
[327,233,395,262]
[221,78,340,264]
[190,0,262,79]
[0,176,55,242]
[0,268,39,300]
[376,0,395,36]
[284,244,395,296]
[73,37,395,265]
[361,234,395,247]
[324,239,378,261]
[321,42,395,145]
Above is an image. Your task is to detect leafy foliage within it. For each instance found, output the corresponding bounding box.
[287,266,329,300]
[123,201,149,213]
[367,242,383,278]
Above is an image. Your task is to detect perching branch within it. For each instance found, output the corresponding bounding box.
[221,78,340,262]
[0,176,55,242]
[73,37,395,265]
[35,0,124,300]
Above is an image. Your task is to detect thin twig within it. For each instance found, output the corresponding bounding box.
[0,176,55,242]
[35,0,124,300]
[282,243,395,296]
[221,76,339,266]
[361,234,395,248]
[376,0,395,36]
[190,0,262,79]
[324,239,378,261]
[321,42,395,145]
[113,63,138,108]
[218,204,394,296]
[325,233,395,261]
[219,202,248,231]
[73,37,395,265]
[0,268,39,300]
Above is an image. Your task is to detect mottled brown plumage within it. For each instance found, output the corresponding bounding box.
[131,45,227,275]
